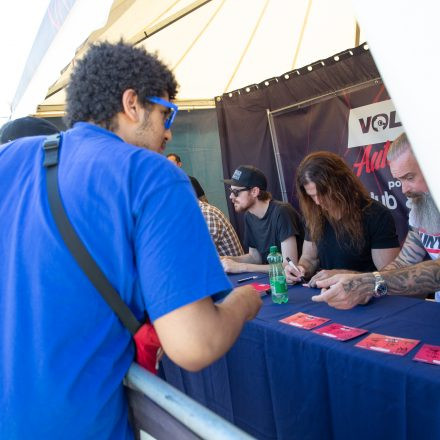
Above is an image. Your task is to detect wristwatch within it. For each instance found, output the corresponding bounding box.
[373,271,388,298]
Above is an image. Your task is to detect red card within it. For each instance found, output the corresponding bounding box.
[413,344,440,365]
[250,282,271,292]
[280,312,329,330]
[355,333,419,356]
[313,323,368,341]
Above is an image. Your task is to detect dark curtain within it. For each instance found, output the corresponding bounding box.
[215,44,408,244]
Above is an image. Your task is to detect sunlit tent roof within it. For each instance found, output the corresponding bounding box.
[35,0,363,117]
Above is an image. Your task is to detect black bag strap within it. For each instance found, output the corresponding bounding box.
[43,134,141,335]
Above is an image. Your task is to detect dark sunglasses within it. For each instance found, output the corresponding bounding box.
[146,96,178,129]
[229,187,250,197]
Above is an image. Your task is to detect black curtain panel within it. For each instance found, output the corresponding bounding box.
[216,44,409,245]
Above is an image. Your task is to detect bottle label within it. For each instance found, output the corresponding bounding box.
[270,275,287,294]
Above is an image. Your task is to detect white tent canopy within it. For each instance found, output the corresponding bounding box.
[35,0,363,117]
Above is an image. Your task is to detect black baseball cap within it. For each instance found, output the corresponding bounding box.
[223,165,267,190]
[0,116,59,144]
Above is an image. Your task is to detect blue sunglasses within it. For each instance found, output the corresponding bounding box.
[147,96,178,129]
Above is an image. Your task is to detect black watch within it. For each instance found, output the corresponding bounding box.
[373,271,388,298]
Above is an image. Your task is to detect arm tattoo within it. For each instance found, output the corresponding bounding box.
[383,230,427,270]
[345,273,375,297]
[384,260,440,296]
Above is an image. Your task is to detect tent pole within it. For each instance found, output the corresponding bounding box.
[130,0,212,45]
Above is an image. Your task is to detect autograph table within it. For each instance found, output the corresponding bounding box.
[161,273,440,440]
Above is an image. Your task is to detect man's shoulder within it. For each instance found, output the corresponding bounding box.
[0,134,46,155]
[74,122,182,170]
[200,201,228,220]
[270,199,300,217]
[363,199,393,219]
[64,124,191,205]
[365,198,388,212]
[271,199,290,210]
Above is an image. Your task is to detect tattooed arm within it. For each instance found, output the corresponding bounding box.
[310,259,440,309]
[382,229,427,270]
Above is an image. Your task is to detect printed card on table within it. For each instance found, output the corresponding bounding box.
[313,323,368,341]
[355,333,419,356]
[250,282,271,292]
[413,344,440,365]
[280,312,329,330]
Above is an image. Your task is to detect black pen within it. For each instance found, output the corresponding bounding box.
[285,257,306,283]
[237,275,259,283]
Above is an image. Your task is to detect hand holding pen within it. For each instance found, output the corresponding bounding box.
[285,257,307,284]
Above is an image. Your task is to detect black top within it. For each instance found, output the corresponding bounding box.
[305,200,399,272]
[244,200,304,263]
[189,175,205,199]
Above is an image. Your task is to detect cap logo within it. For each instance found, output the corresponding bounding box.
[232,169,242,180]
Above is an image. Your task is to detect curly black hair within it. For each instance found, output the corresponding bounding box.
[65,41,178,128]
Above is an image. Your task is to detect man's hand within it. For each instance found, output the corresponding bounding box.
[154,285,262,372]
[228,284,263,321]
[308,269,355,288]
[221,257,245,273]
[284,263,306,284]
[311,273,374,309]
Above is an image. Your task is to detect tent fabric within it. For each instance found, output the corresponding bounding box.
[215,44,380,241]
[35,0,362,117]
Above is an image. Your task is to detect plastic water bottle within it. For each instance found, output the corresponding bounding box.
[267,245,288,304]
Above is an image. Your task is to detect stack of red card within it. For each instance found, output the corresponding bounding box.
[413,344,440,365]
[313,323,368,341]
[279,313,439,365]
[355,333,419,356]
[280,312,329,330]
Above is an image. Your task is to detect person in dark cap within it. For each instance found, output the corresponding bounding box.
[0,116,59,144]
[222,165,303,273]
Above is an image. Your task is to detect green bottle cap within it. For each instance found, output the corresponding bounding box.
[269,245,278,254]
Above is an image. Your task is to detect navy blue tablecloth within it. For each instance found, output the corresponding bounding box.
[161,273,440,440]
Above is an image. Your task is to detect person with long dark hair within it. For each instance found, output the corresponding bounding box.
[285,151,400,287]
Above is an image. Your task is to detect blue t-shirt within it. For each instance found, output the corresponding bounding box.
[0,122,231,439]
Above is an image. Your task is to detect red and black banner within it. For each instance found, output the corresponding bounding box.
[271,82,408,242]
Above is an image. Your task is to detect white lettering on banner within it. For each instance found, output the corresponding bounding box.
[388,180,401,190]
[348,100,404,149]
[370,191,398,210]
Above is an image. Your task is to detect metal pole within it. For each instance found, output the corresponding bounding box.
[126,363,255,440]
[267,109,289,202]
[270,77,381,117]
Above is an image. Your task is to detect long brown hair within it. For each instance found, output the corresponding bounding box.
[296,151,372,250]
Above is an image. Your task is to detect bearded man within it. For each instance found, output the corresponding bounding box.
[312,132,440,309]
[221,165,303,273]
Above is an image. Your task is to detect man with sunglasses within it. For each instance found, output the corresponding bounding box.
[221,165,304,273]
[0,42,262,439]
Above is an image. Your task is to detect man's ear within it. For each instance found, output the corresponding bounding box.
[121,89,143,122]
[250,187,260,197]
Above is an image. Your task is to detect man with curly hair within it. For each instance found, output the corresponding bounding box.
[0,42,261,439]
